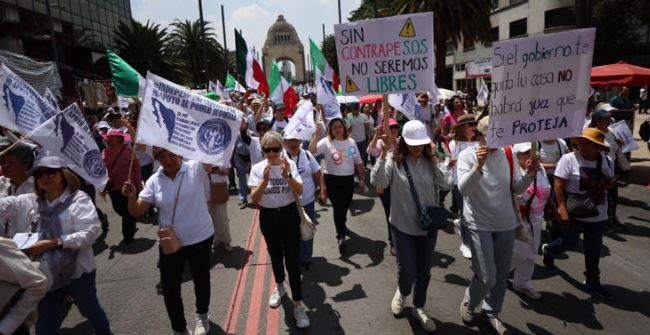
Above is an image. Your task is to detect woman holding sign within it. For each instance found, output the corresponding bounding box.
[248,131,310,329]
[309,118,366,255]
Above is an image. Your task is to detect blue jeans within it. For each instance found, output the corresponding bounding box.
[465,228,515,317]
[236,165,249,202]
[391,226,438,308]
[300,201,316,263]
[545,218,606,282]
[452,186,472,246]
[36,270,111,335]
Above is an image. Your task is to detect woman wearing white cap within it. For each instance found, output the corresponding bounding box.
[371,120,447,332]
[0,156,111,335]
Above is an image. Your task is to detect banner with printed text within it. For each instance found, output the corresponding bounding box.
[0,64,59,134]
[138,72,243,166]
[487,28,596,147]
[30,103,108,189]
[334,12,434,96]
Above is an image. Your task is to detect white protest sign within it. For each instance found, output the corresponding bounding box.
[30,104,108,189]
[334,12,434,96]
[138,72,243,166]
[0,64,59,133]
[487,28,596,147]
[283,100,315,141]
[316,74,343,121]
[388,93,422,121]
[610,120,639,153]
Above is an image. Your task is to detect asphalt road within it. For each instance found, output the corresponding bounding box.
[58,114,650,335]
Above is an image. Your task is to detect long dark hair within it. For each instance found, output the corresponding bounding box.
[446,95,462,113]
[327,118,349,140]
[394,136,433,168]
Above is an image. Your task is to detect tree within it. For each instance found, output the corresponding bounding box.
[112,19,183,82]
[349,0,492,87]
[591,0,644,66]
[168,19,227,87]
[321,35,339,74]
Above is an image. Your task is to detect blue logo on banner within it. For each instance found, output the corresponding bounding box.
[151,98,176,142]
[83,150,107,179]
[196,118,231,155]
[54,114,75,153]
[2,83,26,120]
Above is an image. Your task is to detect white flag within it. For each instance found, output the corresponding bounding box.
[478,78,489,105]
[30,104,108,189]
[0,64,59,133]
[209,81,218,94]
[283,101,315,141]
[43,87,59,111]
[388,93,422,121]
[138,72,243,166]
[117,96,130,109]
[315,74,342,121]
[216,80,229,101]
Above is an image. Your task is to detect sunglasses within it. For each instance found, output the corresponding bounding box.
[263,147,282,153]
[389,125,400,130]
[34,168,60,178]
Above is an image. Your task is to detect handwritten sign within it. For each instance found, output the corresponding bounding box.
[487,28,596,147]
[610,120,639,153]
[334,12,434,96]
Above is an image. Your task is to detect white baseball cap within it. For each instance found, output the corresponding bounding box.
[512,142,532,155]
[402,120,431,146]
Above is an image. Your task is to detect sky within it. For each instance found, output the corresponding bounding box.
[131,0,363,71]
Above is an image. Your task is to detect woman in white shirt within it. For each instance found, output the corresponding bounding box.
[0,156,111,335]
[309,118,365,254]
[122,149,215,335]
[248,131,309,329]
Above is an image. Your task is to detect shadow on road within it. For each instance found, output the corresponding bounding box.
[349,198,375,216]
[339,231,386,269]
[107,237,156,259]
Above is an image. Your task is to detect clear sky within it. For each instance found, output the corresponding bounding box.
[131,0,362,60]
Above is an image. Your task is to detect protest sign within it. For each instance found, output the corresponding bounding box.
[487,28,596,147]
[610,120,639,153]
[283,100,316,141]
[316,74,343,121]
[334,12,434,96]
[30,104,108,189]
[138,72,243,166]
[43,87,59,110]
[0,64,59,133]
[388,93,422,121]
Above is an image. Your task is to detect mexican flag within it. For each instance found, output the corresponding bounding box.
[226,73,246,93]
[309,38,339,93]
[235,29,269,96]
[106,48,146,97]
[268,60,297,115]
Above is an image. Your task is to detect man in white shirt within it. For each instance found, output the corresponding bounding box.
[346,103,371,168]
[640,85,648,114]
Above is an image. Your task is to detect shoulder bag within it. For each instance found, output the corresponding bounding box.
[288,152,316,241]
[565,154,603,219]
[158,172,185,255]
[403,159,448,231]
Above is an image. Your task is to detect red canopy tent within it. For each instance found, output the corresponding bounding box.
[591,61,650,86]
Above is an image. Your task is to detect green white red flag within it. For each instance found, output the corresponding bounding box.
[309,38,339,93]
[235,29,269,96]
[226,73,246,93]
[268,60,297,115]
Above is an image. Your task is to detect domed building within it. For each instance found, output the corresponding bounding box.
[262,15,306,83]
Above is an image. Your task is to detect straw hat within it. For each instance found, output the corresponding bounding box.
[452,114,477,130]
[575,127,609,150]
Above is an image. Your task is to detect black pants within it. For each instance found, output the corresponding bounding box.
[379,186,392,245]
[108,190,136,239]
[260,203,302,301]
[546,219,605,282]
[141,163,154,184]
[160,235,213,332]
[324,174,354,239]
[607,183,618,221]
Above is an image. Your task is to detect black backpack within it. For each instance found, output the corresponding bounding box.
[640,117,650,142]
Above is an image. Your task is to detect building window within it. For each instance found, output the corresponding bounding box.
[545,7,575,29]
[509,18,527,38]
[446,41,454,55]
[455,63,465,72]
[486,26,499,46]
[490,0,499,10]
[510,0,525,5]
[463,38,475,52]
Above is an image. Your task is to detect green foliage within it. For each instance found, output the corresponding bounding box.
[321,35,339,74]
[592,0,645,65]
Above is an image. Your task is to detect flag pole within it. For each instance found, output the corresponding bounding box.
[126,98,142,183]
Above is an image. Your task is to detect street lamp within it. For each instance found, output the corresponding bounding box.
[44,0,60,66]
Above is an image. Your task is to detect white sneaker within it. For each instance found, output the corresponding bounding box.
[460,295,474,324]
[512,284,542,300]
[412,307,436,332]
[269,285,286,308]
[459,244,472,259]
[294,305,310,328]
[390,288,405,315]
[488,316,510,335]
[194,313,209,335]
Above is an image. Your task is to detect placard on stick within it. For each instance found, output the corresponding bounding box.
[487,28,596,147]
[334,12,434,96]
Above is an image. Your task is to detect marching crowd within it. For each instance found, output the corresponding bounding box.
[0,86,638,335]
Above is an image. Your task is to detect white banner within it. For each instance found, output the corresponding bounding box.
[138,72,243,166]
[388,93,422,121]
[334,12,434,95]
[43,87,59,110]
[610,120,639,153]
[477,78,489,105]
[316,74,342,121]
[487,28,596,147]
[30,104,108,189]
[0,64,59,133]
[283,101,315,141]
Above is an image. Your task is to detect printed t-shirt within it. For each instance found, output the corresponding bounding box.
[315,138,362,176]
[346,113,370,142]
[248,158,302,208]
[538,139,568,174]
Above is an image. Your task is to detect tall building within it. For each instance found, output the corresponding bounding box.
[0,0,132,71]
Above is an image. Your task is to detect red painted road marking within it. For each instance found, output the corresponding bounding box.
[244,231,269,334]
[265,276,280,335]
[224,210,259,334]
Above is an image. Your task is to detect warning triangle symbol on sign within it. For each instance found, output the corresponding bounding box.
[399,18,416,37]
[345,75,359,93]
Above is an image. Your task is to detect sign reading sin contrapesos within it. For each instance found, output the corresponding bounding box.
[487,28,596,147]
[334,12,434,95]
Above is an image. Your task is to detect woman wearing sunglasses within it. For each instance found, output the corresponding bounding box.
[248,131,309,329]
[0,156,111,335]
[309,118,366,254]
